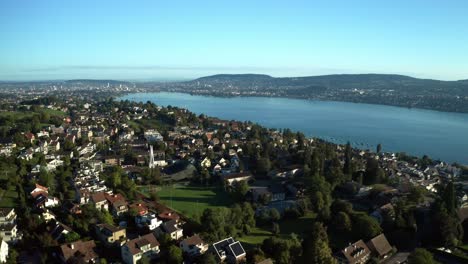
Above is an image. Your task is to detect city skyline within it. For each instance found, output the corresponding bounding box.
[1,0,468,81]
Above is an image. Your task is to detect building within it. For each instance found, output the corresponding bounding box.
[338,240,371,264]
[91,192,108,211]
[180,235,208,257]
[223,172,253,186]
[95,223,127,247]
[161,219,183,240]
[105,193,128,216]
[0,239,8,263]
[58,240,98,263]
[136,213,162,231]
[212,237,246,263]
[366,234,394,261]
[121,233,160,264]
[144,129,164,142]
[0,208,20,243]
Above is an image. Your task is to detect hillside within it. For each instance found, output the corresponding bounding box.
[158,73,468,113]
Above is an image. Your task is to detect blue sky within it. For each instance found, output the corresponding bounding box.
[1,0,467,81]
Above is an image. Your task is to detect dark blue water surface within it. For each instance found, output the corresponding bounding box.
[120,92,468,164]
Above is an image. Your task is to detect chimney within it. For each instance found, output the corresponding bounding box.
[70,243,75,249]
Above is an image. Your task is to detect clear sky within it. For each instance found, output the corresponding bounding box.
[1,0,467,81]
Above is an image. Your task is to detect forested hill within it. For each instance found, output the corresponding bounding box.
[161,73,468,113]
[191,74,468,94]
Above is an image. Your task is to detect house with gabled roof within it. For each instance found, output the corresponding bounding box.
[155,219,183,240]
[337,240,371,264]
[95,223,127,247]
[30,184,49,199]
[58,240,98,263]
[0,208,20,243]
[212,237,246,263]
[91,192,108,211]
[105,193,128,216]
[0,239,8,263]
[121,233,160,264]
[366,233,394,261]
[180,234,208,257]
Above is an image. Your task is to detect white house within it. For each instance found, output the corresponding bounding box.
[0,239,8,263]
[0,208,20,243]
[180,235,208,257]
[121,233,160,264]
[135,213,162,231]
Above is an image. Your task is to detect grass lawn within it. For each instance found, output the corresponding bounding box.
[40,108,67,116]
[0,189,18,207]
[0,162,17,180]
[139,184,232,218]
[459,244,468,251]
[239,211,316,248]
[0,111,35,119]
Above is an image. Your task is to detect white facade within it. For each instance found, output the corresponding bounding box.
[0,240,8,263]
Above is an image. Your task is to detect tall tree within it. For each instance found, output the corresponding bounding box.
[407,248,439,264]
[303,222,337,264]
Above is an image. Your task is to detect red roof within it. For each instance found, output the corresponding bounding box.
[158,210,180,222]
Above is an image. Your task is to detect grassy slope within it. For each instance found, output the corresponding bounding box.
[139,184,232,218]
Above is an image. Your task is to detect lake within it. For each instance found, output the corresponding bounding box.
[119,92,468,164]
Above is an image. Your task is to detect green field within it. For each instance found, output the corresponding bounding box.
[139,184,232,218]
[0,111,36,119]
[238,211,316,248]
[40,108,67,116]
[0,189,18,207]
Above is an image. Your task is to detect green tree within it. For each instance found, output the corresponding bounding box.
[200,253,217,264]
[303,222,337,264]
[272,222,280,235]
[408,248,439,264]
[269,208,281,222]
[333,212,352,232]
[232,180,249,201]
[352,213,382,241]
[167,245,183,264]
[63,231,81,242]
[442,181,456,215]
[364,158,383,185]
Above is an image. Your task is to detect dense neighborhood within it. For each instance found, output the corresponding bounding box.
[0,85,467,264]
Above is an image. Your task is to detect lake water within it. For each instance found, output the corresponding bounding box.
[120,92,468,164]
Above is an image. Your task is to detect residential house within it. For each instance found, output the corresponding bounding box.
[46,158,64,171]
[180,235,208,257]
[212,237,246,263]
[121,233,160,264]
[30,184,49,198]
[0,239,8,263]
[91,192,108,211]
[51,222,73,241]
[156,220,183,240]
[105,193,128,216]
[129,203,148,216]
[58,240,98,263]
[0,208,20,243]
[269,184,286,202]
[366,234,394,261]
[136,213,162,231]
[24,132,35,143]
[158,211,180,223]
[337,240,371,264]
[223,172,253,186]
[95,223,127,247]
[200,157,211,168]
[144,129,164,142]
[41,209,56,222]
